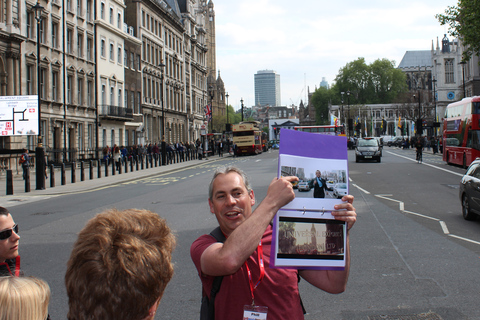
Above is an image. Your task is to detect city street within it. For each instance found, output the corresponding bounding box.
[3,147,480,319]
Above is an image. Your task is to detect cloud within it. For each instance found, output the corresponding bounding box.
[214,0,454,109]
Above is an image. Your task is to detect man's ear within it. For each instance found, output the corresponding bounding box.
[249,190,255,206]
[208,198,215,214]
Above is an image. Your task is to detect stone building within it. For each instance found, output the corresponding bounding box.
[0,0,217,172]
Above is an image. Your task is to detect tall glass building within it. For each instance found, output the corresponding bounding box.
[254,70,281,106]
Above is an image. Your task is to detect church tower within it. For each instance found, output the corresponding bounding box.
[205,0,226,133]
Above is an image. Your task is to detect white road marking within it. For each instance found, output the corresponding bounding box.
[385,151,464,177]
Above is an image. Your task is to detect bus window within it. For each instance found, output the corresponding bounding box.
[470,130,480,150]
[473,102,480,115]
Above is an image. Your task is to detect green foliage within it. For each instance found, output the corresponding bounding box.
[310,86,332,125]
[436,0,480,62]
[333,58,407,104]
[310,58,407,125]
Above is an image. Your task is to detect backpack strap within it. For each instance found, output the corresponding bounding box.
[200,227,226,320]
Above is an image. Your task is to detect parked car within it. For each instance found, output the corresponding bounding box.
[459,158,480,220]
[355,137,382,163]
[387,137,404,147]
[333,183,348,199]
[298,181,311,191]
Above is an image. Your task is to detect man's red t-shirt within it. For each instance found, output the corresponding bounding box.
[191,225,305,320]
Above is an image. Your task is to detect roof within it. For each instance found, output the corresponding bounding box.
[397,51,433,69]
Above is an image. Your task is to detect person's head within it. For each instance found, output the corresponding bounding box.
[316,170,321,178]
[0,276,50,320]
[0,207,20,263]
[65,208,176,320]
[22,148,27,153]
[208,166,255,236]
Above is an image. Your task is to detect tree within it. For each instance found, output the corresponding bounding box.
[436,0,480,62]
[310,86,332,125]
[333,58,407,105]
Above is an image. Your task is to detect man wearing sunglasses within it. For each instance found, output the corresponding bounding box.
[0,206,20,277]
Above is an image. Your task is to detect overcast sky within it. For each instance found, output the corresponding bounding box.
[212,0,456,110]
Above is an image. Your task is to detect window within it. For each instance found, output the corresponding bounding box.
[137,54,141,70]
[110,42,114,61]
[39,19,45,44]
[101,84,106,105]
[117,12,121,29]
[67,75,73,104]
[52,71,58,101]
[77,32,84,57]
[86,0,92,21]
[125,91,128,108]
[137,92,141,114]
[77,78,83,105]
[100,38,106,57]
[117,46,122,64]
[66,0,72,11]
[78,123,84,150]
[109,7,113,24]
[40,68,46,99]
[130,52,135,69]
[87,37,93,60]
[118,89,122,107]
[67,28,73,53]
[88,124,93,149]
[26,11,33,39]
[77,0,83,17]
[26,65,33,95]
[87,80,93,107]
[445,59,454,84]
[100,2,105,19]
[52,21,58,49]
[110,86,114,105]
[124,49,127,66]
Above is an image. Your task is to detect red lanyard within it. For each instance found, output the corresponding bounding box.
[244,241,265,305]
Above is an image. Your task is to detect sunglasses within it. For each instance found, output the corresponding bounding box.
[0,224,19,240]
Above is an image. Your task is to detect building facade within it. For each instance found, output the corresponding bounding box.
[254,69,281,107]
[0,0,217,172]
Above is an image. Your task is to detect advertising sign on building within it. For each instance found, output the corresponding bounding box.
[0,95,39,136]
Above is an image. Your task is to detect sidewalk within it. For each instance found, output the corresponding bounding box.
[0,156,220,207]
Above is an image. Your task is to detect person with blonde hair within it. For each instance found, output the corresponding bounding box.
[65,208,176,320]
[0,276,50,320]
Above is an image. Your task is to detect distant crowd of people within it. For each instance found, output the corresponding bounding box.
[399,136,442,154]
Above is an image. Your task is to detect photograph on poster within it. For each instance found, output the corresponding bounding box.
[273,214,346,268]
[279,154,348,212]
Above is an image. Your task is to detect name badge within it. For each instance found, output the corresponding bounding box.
[243,305,268,320]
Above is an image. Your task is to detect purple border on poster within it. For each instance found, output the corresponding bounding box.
[279,128,347,160]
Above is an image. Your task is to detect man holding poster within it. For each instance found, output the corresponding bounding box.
[190,166,356,320]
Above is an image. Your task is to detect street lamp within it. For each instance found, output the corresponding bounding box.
[158,60,166,165]
[225,92,229,128]
[459,61,466,98]
[208,85,214,133]
[240,98,244,122]
[340,91,345,127]
[347,90,351,137]
[432,78,437,136]
[33,1,45,190]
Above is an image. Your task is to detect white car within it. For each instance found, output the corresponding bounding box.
[298,181,311,192]
[333,183,348,199]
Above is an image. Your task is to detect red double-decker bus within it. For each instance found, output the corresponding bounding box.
[293,125,345,136]
[443,96,480,167]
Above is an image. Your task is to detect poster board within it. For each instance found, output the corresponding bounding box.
[0,95,39,136]
[271,129,348,270]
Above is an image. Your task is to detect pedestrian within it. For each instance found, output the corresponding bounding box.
[65,208,176,320]
[19,148,30,180]
[0,206,21,277]
[218,140,223,157]
[310,170,333,198]
[190,166,356,320]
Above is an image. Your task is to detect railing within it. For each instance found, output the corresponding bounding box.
[99,105,133,119]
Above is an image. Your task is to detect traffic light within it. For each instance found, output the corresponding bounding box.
[416,119,423,134]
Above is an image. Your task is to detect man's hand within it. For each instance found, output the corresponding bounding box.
[331,195,356,231]
[264,176,298,210]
